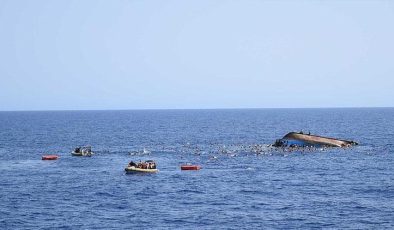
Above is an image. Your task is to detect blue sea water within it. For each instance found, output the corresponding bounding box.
[0,108,393,229]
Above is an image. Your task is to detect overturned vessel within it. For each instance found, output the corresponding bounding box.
[273,132,358,148]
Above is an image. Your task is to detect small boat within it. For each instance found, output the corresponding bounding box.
[71,146,94,157]
[181,164,201,170]
[42,155,59,160]
[125,160,158,174]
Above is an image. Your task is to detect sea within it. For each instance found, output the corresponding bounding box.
[0,108,393,229]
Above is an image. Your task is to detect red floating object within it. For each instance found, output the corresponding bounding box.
[42,155,59,160]
[181,165,201,170]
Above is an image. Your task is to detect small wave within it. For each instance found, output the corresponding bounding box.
[177,189,205,194]
[94,191,114,197]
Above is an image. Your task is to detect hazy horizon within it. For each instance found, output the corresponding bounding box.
[1,0,393,111]
[1,106,393,112]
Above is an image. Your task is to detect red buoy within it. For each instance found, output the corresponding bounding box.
[42,155,59,160]
[181,165,201,170]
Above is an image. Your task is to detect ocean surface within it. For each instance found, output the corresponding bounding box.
[0,108,393,229]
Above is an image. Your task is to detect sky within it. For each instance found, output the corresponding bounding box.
[0,0,393,111]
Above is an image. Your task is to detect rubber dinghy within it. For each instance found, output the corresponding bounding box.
[125,160,158,174]
[42,155,59,160]
[181,165,201,170]
[125,166,158,173]
[71,146,94,157]
[273,132,358,148]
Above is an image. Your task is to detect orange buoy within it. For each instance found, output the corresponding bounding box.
[181,165,201,170]
[42,155,59,160]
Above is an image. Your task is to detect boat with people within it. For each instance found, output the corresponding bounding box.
[125,160,158,173]
[71,146,94,157]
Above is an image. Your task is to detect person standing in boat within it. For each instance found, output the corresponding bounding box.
[128,161,137,167]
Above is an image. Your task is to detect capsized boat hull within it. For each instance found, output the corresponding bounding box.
[125,166,158,173]
[274,132,358,147]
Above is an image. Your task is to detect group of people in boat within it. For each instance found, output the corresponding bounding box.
[128,160,156,169]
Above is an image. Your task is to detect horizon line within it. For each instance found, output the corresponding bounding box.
[0,106,393,112]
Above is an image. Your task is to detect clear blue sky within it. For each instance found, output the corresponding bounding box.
[0,0,393,111]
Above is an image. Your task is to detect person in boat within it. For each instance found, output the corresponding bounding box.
[128,161,137,167]
[145,160,156,169]
[138,161,147,169]
[82,147,92,156]
[74,147,81,153]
